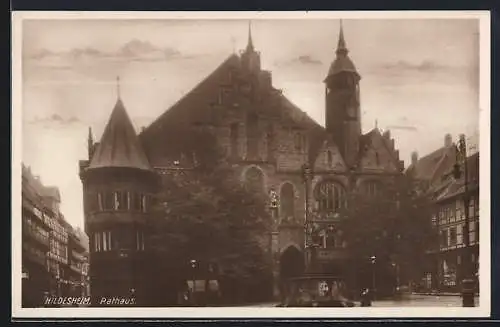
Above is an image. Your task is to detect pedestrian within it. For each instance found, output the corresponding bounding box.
[360,288,372,307]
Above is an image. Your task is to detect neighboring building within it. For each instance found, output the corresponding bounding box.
[79,22,405,304]
[407,136,479,292]
[21,164,86,306]
[21,165,51,307]
[67,226,89,299]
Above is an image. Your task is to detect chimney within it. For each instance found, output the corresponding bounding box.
[411,151,419,166]
[444,133,453,148]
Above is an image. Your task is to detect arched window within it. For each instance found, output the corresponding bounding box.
[280,183,295,220]
[245,166,265,193]
[230,123,239,158]
[246,112,259,160]
[363,180,382,198]
[314,181,347,213]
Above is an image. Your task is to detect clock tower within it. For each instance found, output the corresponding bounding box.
[324,20,361,168]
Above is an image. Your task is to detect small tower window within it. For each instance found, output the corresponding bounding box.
[136,231,145,251]
[230,123,239,159]
[327,151,333,166]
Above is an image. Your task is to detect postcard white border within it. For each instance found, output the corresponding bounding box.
[11,10,491,319]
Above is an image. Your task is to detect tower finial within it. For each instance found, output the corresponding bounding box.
[375,119,378,130]
[336,19,348,56]
[246,20,254,51]
[116,76,121,99]
[87,126,94,159]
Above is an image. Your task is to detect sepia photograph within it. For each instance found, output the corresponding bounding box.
[12,11,490,318]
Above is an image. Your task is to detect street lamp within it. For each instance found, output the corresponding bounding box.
[452,134,475,307]
[190,259,197,306]
[370,255,376,300]
[301,163,316,272]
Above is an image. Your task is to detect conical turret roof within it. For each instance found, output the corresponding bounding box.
[325,20,359,81]
[89,98,151,171]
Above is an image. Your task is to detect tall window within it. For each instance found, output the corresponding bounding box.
[280,183,295,220]
[103,192,114,211]
[327,151,333,166]
[245,167,265,194]
[136,231,145,251]
[230,123,239,159]
[266,124,274,161]
[363,180,381,198]
[315,181,347,213]
[131,193,141,211]
[114,191,129,210]
[449,227,457,245]
[94,231,112,252]
[246,112,259,160]
[440,229,448,248]
[457,224,464,245]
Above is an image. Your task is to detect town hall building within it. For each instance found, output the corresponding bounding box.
[79,21,405,304]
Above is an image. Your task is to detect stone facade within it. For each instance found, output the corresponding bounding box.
[80,22,406,302]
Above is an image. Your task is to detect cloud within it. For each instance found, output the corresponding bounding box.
[275,54,323,68]
[376,59,464,75]
[25,39,190,68]
[385,125,419,132]
[29,114,82,126]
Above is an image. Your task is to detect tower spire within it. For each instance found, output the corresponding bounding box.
[87,126,94,159]
[246,21,254,52]
[336,19,348,56]
[116,76,121,99]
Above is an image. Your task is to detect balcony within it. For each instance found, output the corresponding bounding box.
[70,264,82,274]
[22,245,47,267]
[71,250,86,262]
[23,227,50,248]
[316,248,350,261]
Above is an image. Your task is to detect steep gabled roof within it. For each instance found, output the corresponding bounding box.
[407,145,456,182]
[89,98,151,171]
[139,52,325,166]
[433,152,480,202]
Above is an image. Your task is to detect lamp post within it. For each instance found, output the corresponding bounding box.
[301,163,316,272]
[370,255,376,300]
[452,134,475,307]
[190,259,197,306]
[269,189,280,299]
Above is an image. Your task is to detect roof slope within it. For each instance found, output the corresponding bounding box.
[89,98,151,171]
[139,53,324,166]
[407,145,456,181]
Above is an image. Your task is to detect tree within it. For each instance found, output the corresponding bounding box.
[146,130,273,305]
[343,173,436,296]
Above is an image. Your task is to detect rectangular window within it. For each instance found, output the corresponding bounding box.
[475,197,479,216]
[141,195,147,213]
[457,224,463,245]
[449,227,457,245]
[136,231,145,251]
[103,192,114,211]
[449,205,456,222]
[469,199,474,218]
[440,230,447,248]
[132,193,141,211]
[94,232,102,252]
[97,193,103,211]
[230,123,239,159]
[103,231,108,251]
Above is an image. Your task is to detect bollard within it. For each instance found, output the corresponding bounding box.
[462,278,475,307]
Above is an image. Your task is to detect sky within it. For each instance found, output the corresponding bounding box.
[20,17,480,229]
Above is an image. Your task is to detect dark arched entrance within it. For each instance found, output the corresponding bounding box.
[279,246,305,301]
[280,246,305,280]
